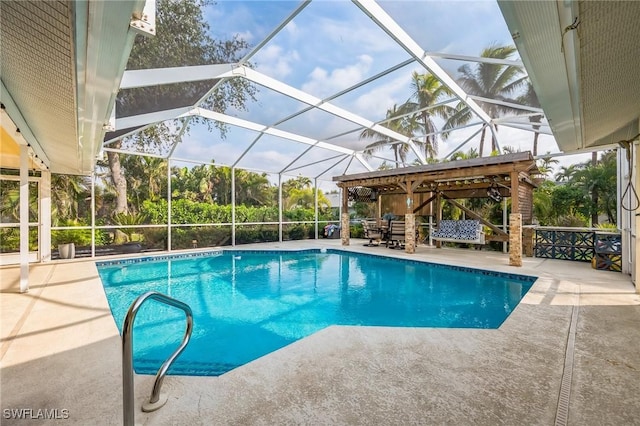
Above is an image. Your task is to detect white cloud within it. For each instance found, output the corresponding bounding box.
[302,55,373,98]
[238,149,293,171]
[255,44,300,79]
[352,73,410,119]
[285,20,298,37]
[233,30,254,43]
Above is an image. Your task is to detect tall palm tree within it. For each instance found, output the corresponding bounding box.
[444,44,527,156]
[555,164,580,182]
[536,155,559,178]
[517,82,542,156]
[283,176,312,193]
[51,174,90,223]
[403,72,454,159]
[573,152,617,225]
[360,104,413,167]
[235,169,271,206]
[142,156,168,201]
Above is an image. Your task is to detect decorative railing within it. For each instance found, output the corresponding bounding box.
[534,227,622,271]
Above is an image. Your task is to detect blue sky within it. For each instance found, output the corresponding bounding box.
[169,1,590,183]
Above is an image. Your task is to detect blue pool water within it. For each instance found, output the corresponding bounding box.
[97,249,536,376]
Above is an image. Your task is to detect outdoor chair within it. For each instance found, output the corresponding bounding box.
[387,220,406,249]
[362,220,383,247]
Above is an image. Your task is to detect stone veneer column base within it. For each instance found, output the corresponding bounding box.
[341,213,350,246]
[405,213,415,253]
[509,213,522,266]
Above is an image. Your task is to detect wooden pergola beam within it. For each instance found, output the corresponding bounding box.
[413,193,437,214]
[338,163,536,189]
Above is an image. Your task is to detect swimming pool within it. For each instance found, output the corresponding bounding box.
[97,249,536,376]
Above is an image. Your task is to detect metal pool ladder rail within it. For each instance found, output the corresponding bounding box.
[122,291,193,426]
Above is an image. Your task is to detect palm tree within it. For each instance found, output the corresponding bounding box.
[235,169,271,206]
[51,174,90,224]
[142,156,167,201]
[533,180,556,225]
[573,152,617,225]
[501,145,520,154]
[444,44,527,156]
[517,82,542,156]
[555,164,580,182]
[283,176,312,193]
[536,155,559,178]
[448,147,479,161]
[403,72,454,159]
[360,104,413,167]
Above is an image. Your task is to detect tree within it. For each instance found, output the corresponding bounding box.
[403,72,454,159]
[285,188,331,210]
[448,147,479,161]
[555,164,580,183]
[444,44,526,156]
[234,169,271,207]
[517,82,542,156]
[283,177,312,193]
[536,151,617,226]
[118,155,168,211]
[360,104,413,167]
[532,180,555,225]
[51,174,90,224]
[573,151,617,225]
[537,155,559,178]
[106,0,256,215]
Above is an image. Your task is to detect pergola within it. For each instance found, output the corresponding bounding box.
[334,152,540,265]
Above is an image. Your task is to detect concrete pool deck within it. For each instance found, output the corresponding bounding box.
[2,240,640,425]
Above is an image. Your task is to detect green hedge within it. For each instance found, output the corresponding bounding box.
[141,199,334,225]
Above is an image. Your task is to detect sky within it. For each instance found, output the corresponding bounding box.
[165,0,593,187]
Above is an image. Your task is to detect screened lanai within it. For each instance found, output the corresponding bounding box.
[2,1,640,291]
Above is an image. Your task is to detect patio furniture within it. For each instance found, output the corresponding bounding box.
[387,220,406,249]
[431,219,485,245]
[324,224,340,239]
[362,220,383,246]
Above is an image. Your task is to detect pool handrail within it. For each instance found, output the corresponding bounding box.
[122,291,193,426]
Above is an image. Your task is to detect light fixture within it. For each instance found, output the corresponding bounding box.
[487,181,503,202]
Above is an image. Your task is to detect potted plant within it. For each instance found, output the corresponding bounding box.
[53,219,91,259]
[58,242,75,259]
[112,212,147,254]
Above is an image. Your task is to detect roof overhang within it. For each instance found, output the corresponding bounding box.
[498,0,640,153]
[0,0,149,175]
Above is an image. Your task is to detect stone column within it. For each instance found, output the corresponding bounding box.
[341,213,350,246]
[405,213,415,253]
[340,186,350,246]
[405,182,415,254]
[509,213,522,266]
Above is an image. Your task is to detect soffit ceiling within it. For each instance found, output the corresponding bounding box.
[499,0,640,152]
[0,0,146,175]
[1,1,76,172]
